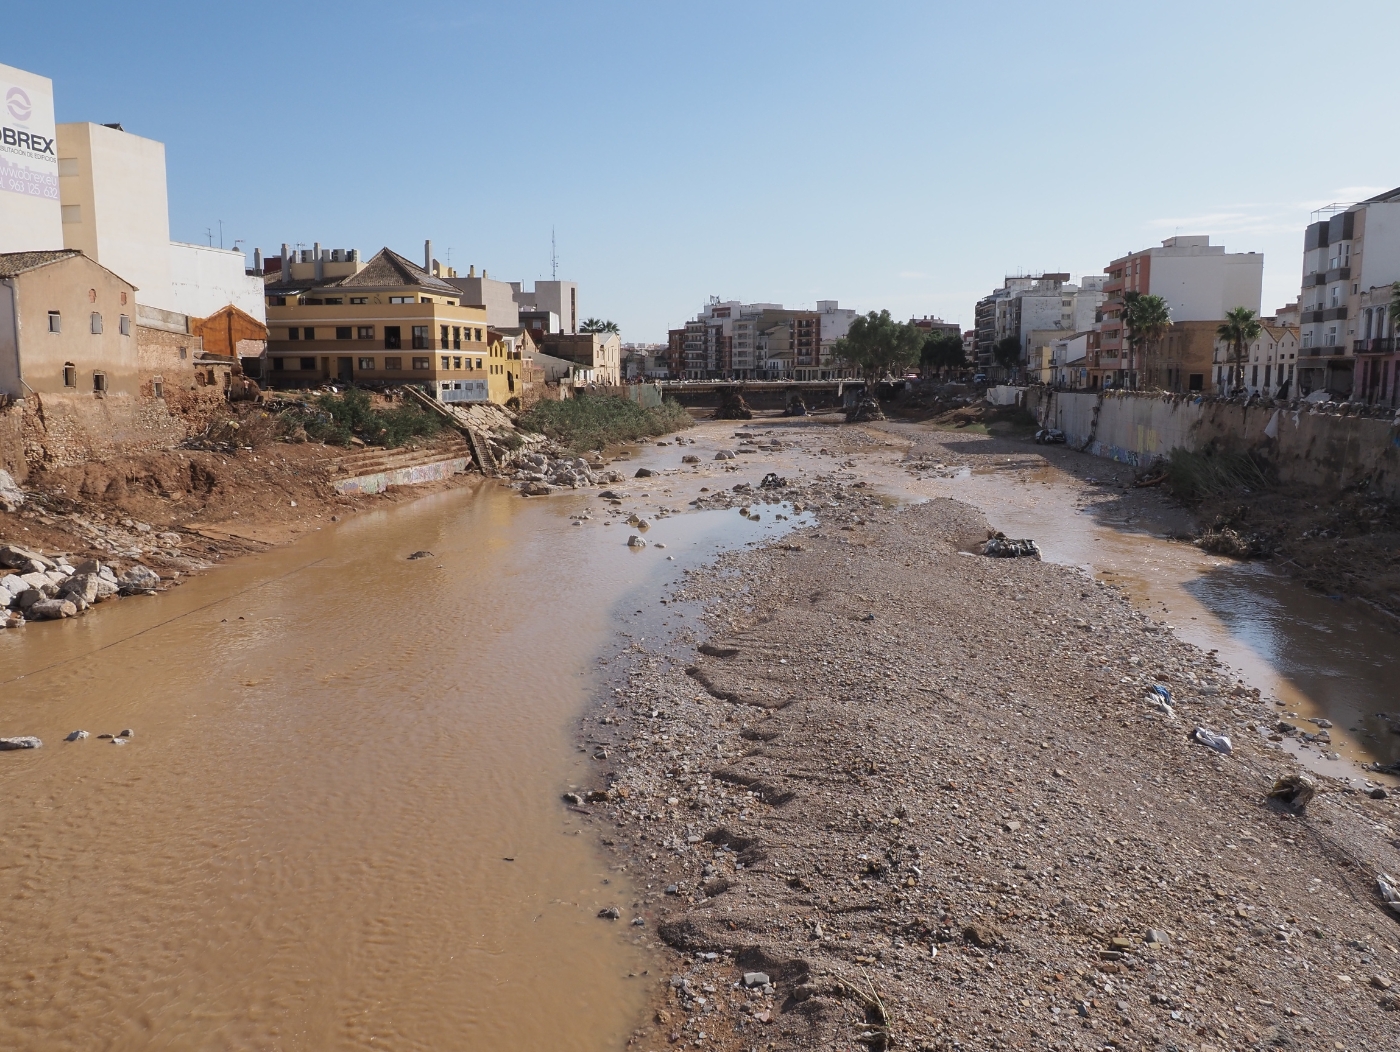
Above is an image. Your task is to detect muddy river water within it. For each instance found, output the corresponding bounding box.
[0,438,804,1052]
[1,416,1395,1051]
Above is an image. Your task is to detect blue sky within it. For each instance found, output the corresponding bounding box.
[12,1,1400,341]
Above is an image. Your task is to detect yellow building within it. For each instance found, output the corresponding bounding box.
[264,247,495,403]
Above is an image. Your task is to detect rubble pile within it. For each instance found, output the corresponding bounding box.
[1,543,163,627]
[510,451,626,495]
[712,388,754,420]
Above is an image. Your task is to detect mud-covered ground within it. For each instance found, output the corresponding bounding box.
[571,424,1400,1052]
[0,431,478,577]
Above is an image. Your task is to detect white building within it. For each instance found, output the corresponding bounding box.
[1294,188,1400,400]
[1213,322,1300,397]
[55,122,265,320]
[0,62,62,253]
[511,279,578,334]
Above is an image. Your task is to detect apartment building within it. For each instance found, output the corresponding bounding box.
[263,247,495,402]
[668,297,852,379]
[539,332,620,385]
[973,274,1104,378]
[1090,236,1262,390]
[512,280,578,335]
[1294,188,1400,401]
[447,266,520,329]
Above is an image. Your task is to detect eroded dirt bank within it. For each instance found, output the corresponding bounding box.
[582,491,1400,1052]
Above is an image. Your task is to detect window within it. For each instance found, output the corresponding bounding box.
[273,357,286,372]
[441,355,450,369]
[179,346,188,359]
[411,325,429,349]
[299,357,315,371]
[412,356,430,370]
[61,204,80,224]
[420,297,432,304]
[389,296,411,304]
[304,327,315,340]
[453,356,461,369]
[268,296,286,306]
[441,325,449,350]
[384,326,401,349]
[474,328,482,342]
[288,327,300,340]
[358,357,375,370]
[119,314,131,336]
[350,297,368,304]
[92,371,107,394]
[48,311,61,333]
[453,326,461,349]
[90,312,103,334]
[62,362,76,387]
[336,326,352,340]
[476,358,483,369]
[384,357,402,370]
[323,298,343,305]
[153,380,164,398]
[357,326,374,340]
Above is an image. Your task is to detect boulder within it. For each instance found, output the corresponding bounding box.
[92,576,119,600]
[16,588,44,611]
[65,730,90,741]
[117,565,161,594]
[73,558,103,575]
[29,598,78,620]
[0,736,42,750]
[0,544,54,572]
[714,450,736,461]
[634,467,656,478]
[521,482,553,496]
[0,470,25,512]
[627,534,647,548]
[681,454,700,464]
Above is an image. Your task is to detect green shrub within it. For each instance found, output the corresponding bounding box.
[518,394,693,452]
[283,389,441,448]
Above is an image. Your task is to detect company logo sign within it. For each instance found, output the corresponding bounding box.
[6,86,30,121]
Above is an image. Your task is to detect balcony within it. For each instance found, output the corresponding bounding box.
[1354,337,1396,354]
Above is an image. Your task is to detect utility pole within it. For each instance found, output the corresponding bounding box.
[218,219,224,249]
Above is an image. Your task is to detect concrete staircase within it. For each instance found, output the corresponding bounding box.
[328,435,473,495]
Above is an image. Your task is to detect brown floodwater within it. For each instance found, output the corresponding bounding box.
[0,438,803,1052]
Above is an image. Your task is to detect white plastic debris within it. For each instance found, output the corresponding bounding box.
[1380,873,1400,917]
[1191,726,1232,755]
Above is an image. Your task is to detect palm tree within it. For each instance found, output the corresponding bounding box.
[1216,307,1262,392]
[1123,293,1172,389]
[580,318,620,334]
[1389,281,1400,334]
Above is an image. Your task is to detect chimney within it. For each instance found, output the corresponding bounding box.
[468,264,475,278]
[424,239,432,274]
[313,241,322,281]
[253,247,263,275]
[483,269,487,278]
[280,243,289,281]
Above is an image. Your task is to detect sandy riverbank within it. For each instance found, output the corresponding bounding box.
[573,422,1400,1052]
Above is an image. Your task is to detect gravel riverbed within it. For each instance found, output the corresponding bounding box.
[570,425,1400,1052]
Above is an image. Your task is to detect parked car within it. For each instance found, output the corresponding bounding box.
[972,373,987,384]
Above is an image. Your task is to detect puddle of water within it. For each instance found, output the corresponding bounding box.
[0,438,809,1051]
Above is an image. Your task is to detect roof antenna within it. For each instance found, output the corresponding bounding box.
[551,227,557,281]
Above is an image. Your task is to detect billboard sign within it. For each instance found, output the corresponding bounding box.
[0,63,58,203]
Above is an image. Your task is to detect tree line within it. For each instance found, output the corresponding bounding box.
[832,311,969,388]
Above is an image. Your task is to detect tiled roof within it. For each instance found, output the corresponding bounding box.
[337,248,459,294]
[0,249,82,277]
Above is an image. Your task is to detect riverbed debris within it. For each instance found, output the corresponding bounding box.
[1191,725,1233,754]
[1268,772,1318,810]
[0,736,42,750]
[407,550,434,560]
[982,532,1041,559]
[1,544,160,627]
[65,730,89,741]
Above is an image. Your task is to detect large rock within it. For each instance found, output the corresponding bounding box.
[61,573,100,604]
[0,470,24,512]
[117,565,161,594]
[15,588,44,611]
[0,736,42,750]
[92,576,119,600]
[0,545,53,574]
[29,598,78,620]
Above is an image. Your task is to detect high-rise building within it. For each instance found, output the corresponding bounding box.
[1295,188,1400,402]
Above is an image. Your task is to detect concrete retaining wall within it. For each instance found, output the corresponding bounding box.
[334,456,469,496]
[1031,388,1400,500]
